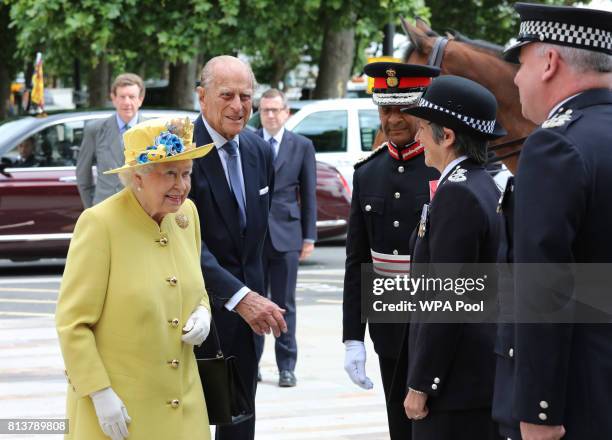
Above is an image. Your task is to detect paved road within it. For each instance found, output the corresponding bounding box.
[0,243,392,439]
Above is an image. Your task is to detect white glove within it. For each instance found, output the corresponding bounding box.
[181,306,211,346]
[344,340,374,390]
[90,387,131,440]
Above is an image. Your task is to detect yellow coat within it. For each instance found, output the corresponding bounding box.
[56,188,211,440]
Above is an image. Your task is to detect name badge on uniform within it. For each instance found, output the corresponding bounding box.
[496,177,514,214]
[418,204,429,238]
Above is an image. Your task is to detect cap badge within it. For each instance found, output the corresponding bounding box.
[386,68,399,88]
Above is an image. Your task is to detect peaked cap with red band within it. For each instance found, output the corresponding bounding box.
[364,62,440,106]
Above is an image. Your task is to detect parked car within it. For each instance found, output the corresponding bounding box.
[0,110,350,261]
[249,98,380,188]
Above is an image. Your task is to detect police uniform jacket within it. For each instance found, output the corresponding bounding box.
[513,88,612,438]
[56,188,211,440]
[492,176,521,439]
[407,158,500,411]
[343,143,438,359]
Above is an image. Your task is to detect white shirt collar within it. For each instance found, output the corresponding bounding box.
[547,93,582,119]
[201,114,240,150]
[262,126,285,145]
[440,155,468,183]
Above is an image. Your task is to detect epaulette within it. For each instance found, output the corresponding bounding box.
[354,143,388,169]
[541,109,575,130]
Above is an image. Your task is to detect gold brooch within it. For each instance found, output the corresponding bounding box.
[175,213,189,229]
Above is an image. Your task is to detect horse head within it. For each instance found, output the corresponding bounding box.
[399,16,536,173]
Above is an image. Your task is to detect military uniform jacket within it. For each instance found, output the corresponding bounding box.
[343,144,438,359]
[407,158,500,411]
[513,89,612,438]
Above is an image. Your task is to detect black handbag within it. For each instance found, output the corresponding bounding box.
[196,318,254,426]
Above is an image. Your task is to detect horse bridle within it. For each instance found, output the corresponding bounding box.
[428,36,448,68]
[424,36,525,164]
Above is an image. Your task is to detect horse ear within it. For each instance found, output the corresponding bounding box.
[415,16,433,34]
[400,16,427,53]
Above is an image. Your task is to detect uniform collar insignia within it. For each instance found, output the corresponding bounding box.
[447,166,467,182]
[542,109,573,129]
[387,141,424,161]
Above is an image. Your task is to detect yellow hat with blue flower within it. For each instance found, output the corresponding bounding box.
[104,117,213,174]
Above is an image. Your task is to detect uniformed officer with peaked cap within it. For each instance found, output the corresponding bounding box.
[401,75,505,440]
[498,3,612,440]
[342,61,439,440]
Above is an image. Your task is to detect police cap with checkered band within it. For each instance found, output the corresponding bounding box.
[504,2,612,63]
[401,75,507,140]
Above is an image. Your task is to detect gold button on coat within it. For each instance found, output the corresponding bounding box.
[170,318,180,328]
[170,399,180,408]
[166,276,178,286]
[159,236,168,246]
[169,359,180,368]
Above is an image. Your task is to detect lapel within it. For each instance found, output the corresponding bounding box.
[194,116,243,250]
[106,115,124,165]
[274,130,291,172]
[240,135,260,241]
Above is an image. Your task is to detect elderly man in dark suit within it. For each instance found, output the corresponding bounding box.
[76,73,145,207]
[254,88,317,388]
[190,55,287,440]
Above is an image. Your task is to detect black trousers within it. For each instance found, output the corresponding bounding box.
[215,320,258,440]
[379,356,412,440]
[255,238,299,371]
[412,407,502,440]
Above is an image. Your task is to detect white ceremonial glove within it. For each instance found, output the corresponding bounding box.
[344,340,374,390]
[181,306,211,346]
[90,387,131,440]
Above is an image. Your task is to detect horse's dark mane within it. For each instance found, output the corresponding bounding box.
[401,24,505,60]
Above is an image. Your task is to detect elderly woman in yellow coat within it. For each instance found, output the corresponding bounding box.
[55,118,214,440]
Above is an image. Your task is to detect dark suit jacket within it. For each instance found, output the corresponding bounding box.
[257,129,317,252]
[513,89,612,438]
[407,158,500,411]
[190,116,274,354]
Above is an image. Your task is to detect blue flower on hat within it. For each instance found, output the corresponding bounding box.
[156,132,184,156]
[137,146,158,164]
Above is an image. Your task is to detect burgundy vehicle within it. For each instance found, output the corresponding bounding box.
[0,110,350,261]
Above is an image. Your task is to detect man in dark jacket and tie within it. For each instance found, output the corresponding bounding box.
[190,55,287,440]
[254,88,317,388]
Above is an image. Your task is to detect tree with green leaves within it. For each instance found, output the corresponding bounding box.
[0,3,19,118]
[424,0,574,46]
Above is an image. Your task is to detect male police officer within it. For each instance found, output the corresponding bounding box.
[342,62,439,440]
[502,3,612,440]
